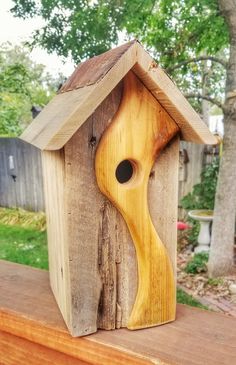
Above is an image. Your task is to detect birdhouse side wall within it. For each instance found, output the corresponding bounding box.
[41,148,72,329]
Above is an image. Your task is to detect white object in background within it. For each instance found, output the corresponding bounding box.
[209,115,224,136]
[8,155,14,170]
[229,284,236,295]
[188,210,214,254]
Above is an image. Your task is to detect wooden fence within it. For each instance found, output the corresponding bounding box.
[0,138,217,215]
[0,138,44,212]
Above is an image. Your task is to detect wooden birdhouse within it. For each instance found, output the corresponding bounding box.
[21,40,217,337]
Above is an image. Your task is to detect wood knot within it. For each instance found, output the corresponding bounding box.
[148,60,158,71]
[149,171,155,178]
[89,136,97,147]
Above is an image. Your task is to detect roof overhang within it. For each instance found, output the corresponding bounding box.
[21,40,218,150]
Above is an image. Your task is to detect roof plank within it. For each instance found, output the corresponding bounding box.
[21,40,217,150]
[60,40,137,92]
[21,41,137,150]
[134,43,217,145]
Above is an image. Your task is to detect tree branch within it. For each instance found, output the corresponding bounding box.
[166,56,227,73]
[185,93,223,110]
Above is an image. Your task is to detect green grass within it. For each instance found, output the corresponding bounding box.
[177,288,208,309]
[0,223,48,269]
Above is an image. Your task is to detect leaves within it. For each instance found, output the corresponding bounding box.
[11,0,228,113]
[181,158,220,211]
[185,252,209,274]
[0,43,63,136]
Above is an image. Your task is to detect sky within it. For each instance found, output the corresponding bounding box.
[0,0,75,77]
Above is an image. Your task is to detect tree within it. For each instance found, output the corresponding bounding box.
[11,1,228,116]
[0,43,63,135]
[208,0,236,276]
[11,0,236,275]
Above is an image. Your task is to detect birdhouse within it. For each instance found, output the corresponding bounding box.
[21,40,217,337]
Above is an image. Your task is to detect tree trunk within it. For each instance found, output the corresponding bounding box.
[208,0,236,277]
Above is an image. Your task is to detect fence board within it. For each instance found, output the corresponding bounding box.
[0,138,44,211]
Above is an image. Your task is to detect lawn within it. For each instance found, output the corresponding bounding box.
[0,207,48,269]
[0,207,206,309]
[177,287,207,309]
[0,223,48,269]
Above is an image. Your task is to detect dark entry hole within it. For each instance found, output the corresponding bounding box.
[115,160,134,184]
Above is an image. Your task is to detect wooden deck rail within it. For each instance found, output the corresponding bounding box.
[0,259,236,365]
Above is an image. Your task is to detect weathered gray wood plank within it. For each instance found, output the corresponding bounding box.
[0,137,44,211]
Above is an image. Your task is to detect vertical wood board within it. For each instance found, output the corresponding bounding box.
[63,83,127,335]
[149,136,179,273]
[95,72,178,329]
[42,149,72,330]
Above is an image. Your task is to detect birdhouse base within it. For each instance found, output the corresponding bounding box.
[1,260,236,365]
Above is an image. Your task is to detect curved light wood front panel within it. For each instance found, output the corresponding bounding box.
[95,71,179,329]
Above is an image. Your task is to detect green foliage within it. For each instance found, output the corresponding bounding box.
[181,158,220,211]
[0,223,48,269]
[207,277,223,286]
[185,252,209,274]
[12,0,123,62]
[177,288,208,309]
[11,0,228,112]
[11,0,228,63]
[0,43,63,136]
[186,221,200,246]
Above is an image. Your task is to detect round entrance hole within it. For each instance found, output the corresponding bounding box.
[115,160,134,184]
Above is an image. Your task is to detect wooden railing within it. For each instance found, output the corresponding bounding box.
[0,260,236,365]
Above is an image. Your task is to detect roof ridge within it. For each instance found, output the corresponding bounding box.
[59,40,138,93]
[20,40,217,150]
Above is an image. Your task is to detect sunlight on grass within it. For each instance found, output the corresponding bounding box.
[0,223,48,270]
[0,207,46,231]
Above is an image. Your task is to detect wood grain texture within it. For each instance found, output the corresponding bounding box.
[149,136,179,276]
[1,260,236,365]
[41,149,72,331]
[60,40,137,92]
[0,331,89,365]
[42,83,136,336]
[0,137,44,211]
[134,43,217,145]
[118,136,180,327]
[64,83,126,336]
[20,41,216,151]
[95,71,179,329]
[21,42,137,150]
[41,80,179,336]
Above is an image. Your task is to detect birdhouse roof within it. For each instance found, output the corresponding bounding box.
[21,40,217,150]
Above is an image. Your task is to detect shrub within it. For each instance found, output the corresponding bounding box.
[181,158,219,211]
[185,252,209,274]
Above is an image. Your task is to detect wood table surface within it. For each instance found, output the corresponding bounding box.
[0,259,236,365]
